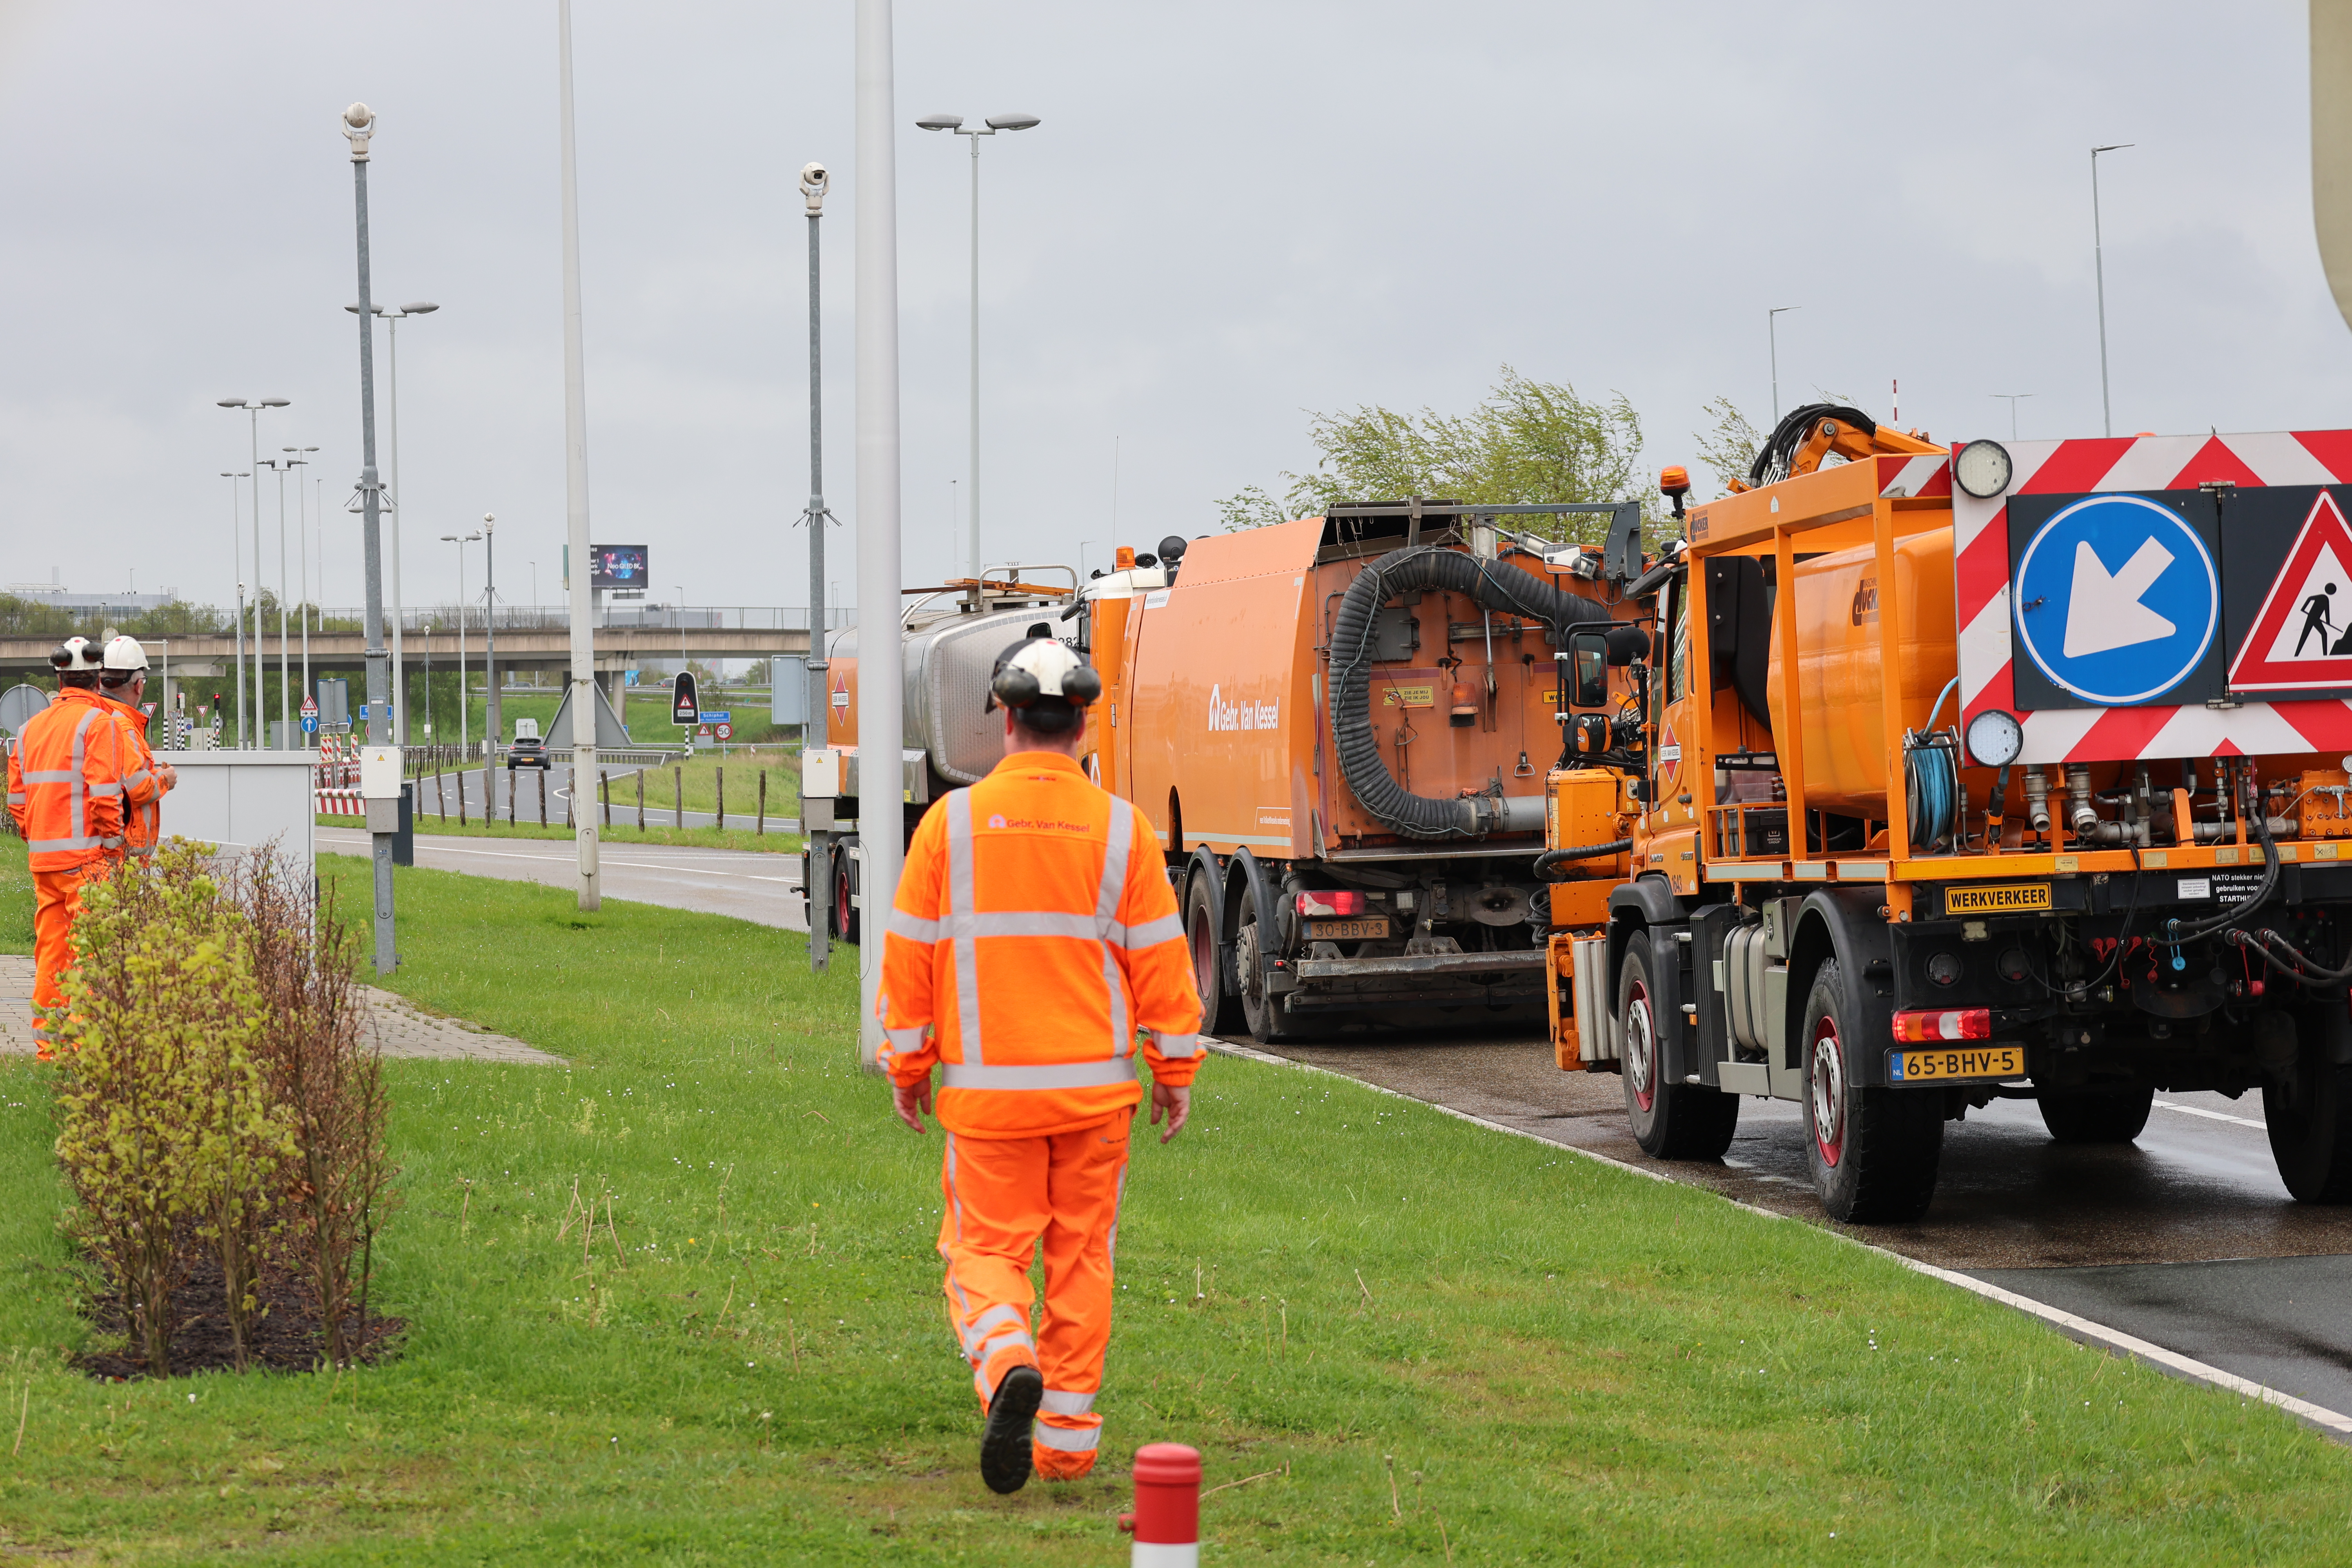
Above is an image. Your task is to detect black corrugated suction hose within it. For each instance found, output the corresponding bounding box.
[1329,545,1595,840]
[1534,840,1634,880]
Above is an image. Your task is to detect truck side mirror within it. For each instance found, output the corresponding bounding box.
[1570,632,1609,707]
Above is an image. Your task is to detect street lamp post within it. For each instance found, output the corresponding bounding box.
[1767,307,1798,425]
[341,102,396,971]
[558,0,600,912]
[220,470,246,746]
[799,160,835,782]
[2091,143,2133,439]
[443,529,481,755]
[258,456,296,740]
[216,398,289,744]
[483,514,499,789]
[915,109,1040,590]
[1991,393,2035,441]
[285,445,318,712]
[348,300,439,741]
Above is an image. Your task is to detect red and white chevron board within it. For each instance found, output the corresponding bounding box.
[1955,430,2352,764]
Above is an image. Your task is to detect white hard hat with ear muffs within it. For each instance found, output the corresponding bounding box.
[987,636,1102,714]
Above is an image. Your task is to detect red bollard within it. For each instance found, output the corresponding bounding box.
[1117,1443,1200,1566]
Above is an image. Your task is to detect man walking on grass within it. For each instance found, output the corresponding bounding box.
[878,632,1202,1494]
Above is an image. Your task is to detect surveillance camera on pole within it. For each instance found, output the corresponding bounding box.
[800,153,837,967]
[341,100,399,971]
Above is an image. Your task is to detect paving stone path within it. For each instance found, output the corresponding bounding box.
[0,953,563,1066]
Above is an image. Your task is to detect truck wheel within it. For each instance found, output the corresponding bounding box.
[1802,959,1940,1223]
[833,837,860,946]
[1619,944,1738,1160]
[2264,1020,2352,1203]
[1235,896,1298,1045]
[1184,873,1243,1038]
[2037,1086,2154,1144]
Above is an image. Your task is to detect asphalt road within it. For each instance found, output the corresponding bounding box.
[1242,1028,2352,1419]
[316,826,810,932]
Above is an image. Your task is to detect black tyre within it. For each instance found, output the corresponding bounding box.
[1802,959,1941,1223]
[833,837,861,946]
[2037,1085,2154,1144]
[1184,871,1244,1038]
[2264,1013,2352,1203]
[1619,943,1739,1160]
[1235,889,1298,1045]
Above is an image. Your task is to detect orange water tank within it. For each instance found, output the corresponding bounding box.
[1764,529,1959,817]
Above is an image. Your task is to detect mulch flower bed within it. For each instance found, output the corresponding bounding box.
[74,1248,403,1380]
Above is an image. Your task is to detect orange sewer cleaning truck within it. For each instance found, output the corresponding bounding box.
[1544,404,2352,1221]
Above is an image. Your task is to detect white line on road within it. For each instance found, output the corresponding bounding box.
[2152,1098,2269,1131]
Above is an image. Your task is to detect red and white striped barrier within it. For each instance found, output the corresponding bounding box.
[1119,1443,1200,1567]
[1956,429,2352,763]
[317,788,363,817]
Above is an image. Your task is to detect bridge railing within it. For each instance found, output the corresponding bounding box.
[310,606,856,634]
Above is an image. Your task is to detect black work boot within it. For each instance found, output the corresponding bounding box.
[980,1365,1043,1495]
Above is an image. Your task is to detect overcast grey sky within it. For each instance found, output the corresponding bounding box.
[0,2,2342,616]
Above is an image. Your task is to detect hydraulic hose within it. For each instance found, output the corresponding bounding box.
[1534,839,1634,880]
[1330,545,1600,840]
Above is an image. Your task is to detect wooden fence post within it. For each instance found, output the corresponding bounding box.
[717,766,725,832]
[757,769,767,836]
[674,765,683,829]
[637,770,645,831]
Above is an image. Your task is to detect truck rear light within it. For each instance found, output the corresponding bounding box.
[1296,890,1366,918]
[1891,1008,1991,1043]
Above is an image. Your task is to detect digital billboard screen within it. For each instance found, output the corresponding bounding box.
[591,544,649,590]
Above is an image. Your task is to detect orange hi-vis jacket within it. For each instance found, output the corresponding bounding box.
[102,696,163,856]
[878,751,1204,1138]
[6,688,149,871]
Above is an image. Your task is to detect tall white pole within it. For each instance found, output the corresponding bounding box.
[856,0,905,1069]
[967,130,981,587]
[387,316,407,741]
[560,0,600,911]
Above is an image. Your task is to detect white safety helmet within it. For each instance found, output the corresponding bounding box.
[101,635,149,673]
[49,636,102,673]
[987,634,1102,713]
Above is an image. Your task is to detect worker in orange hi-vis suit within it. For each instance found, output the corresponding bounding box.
[95,636,175,859]
[4,639,151,1058]
[878,632,1203,1496]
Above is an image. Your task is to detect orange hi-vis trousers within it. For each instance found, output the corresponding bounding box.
[31,862,105,1060]
[939,1108,1131,1479]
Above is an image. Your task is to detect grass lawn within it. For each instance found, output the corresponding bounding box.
[0,837,2347,1561]
[399,752,800,825]
[414,686,791,751]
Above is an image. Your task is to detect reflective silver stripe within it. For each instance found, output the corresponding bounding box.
[1148,1031,1200,1059]
[87,782,121,799]
[1033,1422,1101,1452]
[960,1301,1025,1356]
[1109,1161,1127,1265]
[69,707,98,840]
[942,1058,1138,1091]
[1101,797,1132,1058]
[5,792,23,805]
[884,1025,925,1054]
[98,835,123,848]
[1122,913,1183,949]
[20,770,74,784]
[887,909,941,944]
[27,835,104,853]
[944,1133,965,1245]
[121,769,152,792]
[948,911,1099,940]
[976,1324,1036,1358]
[946,790,984,1065]
[1040,1388,1096,1417]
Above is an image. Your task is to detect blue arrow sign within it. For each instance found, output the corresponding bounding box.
[2014,493,2218,706]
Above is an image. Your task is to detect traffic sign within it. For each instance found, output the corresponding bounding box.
[673,670,700,726]
[714,721,733,740]
[301,714,319,735]
[2013,493,2219,706]
[301,695,319,717]
[702,710,730,724]
[2227,490,2352,694]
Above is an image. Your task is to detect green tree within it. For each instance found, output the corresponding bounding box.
[1692,395,1762,498]
[1216,366,1657,544]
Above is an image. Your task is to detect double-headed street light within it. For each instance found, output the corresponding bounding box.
[348,300,439,740]
[216,397,289,745]
[914,110,1040,590]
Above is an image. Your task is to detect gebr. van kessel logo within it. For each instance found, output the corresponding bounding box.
[2013,493,2217,706]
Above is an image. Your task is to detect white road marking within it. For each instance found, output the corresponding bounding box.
[2152,1098,2268,1132]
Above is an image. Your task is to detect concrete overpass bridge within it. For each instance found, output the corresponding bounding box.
[0,617,815,693]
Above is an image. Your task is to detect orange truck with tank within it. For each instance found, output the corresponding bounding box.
[1543,404,2352,1222]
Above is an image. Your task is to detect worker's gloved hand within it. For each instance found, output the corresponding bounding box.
[154,762,178,792]
[1151,1082,1190,1143]
[893,1076,935,1134]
